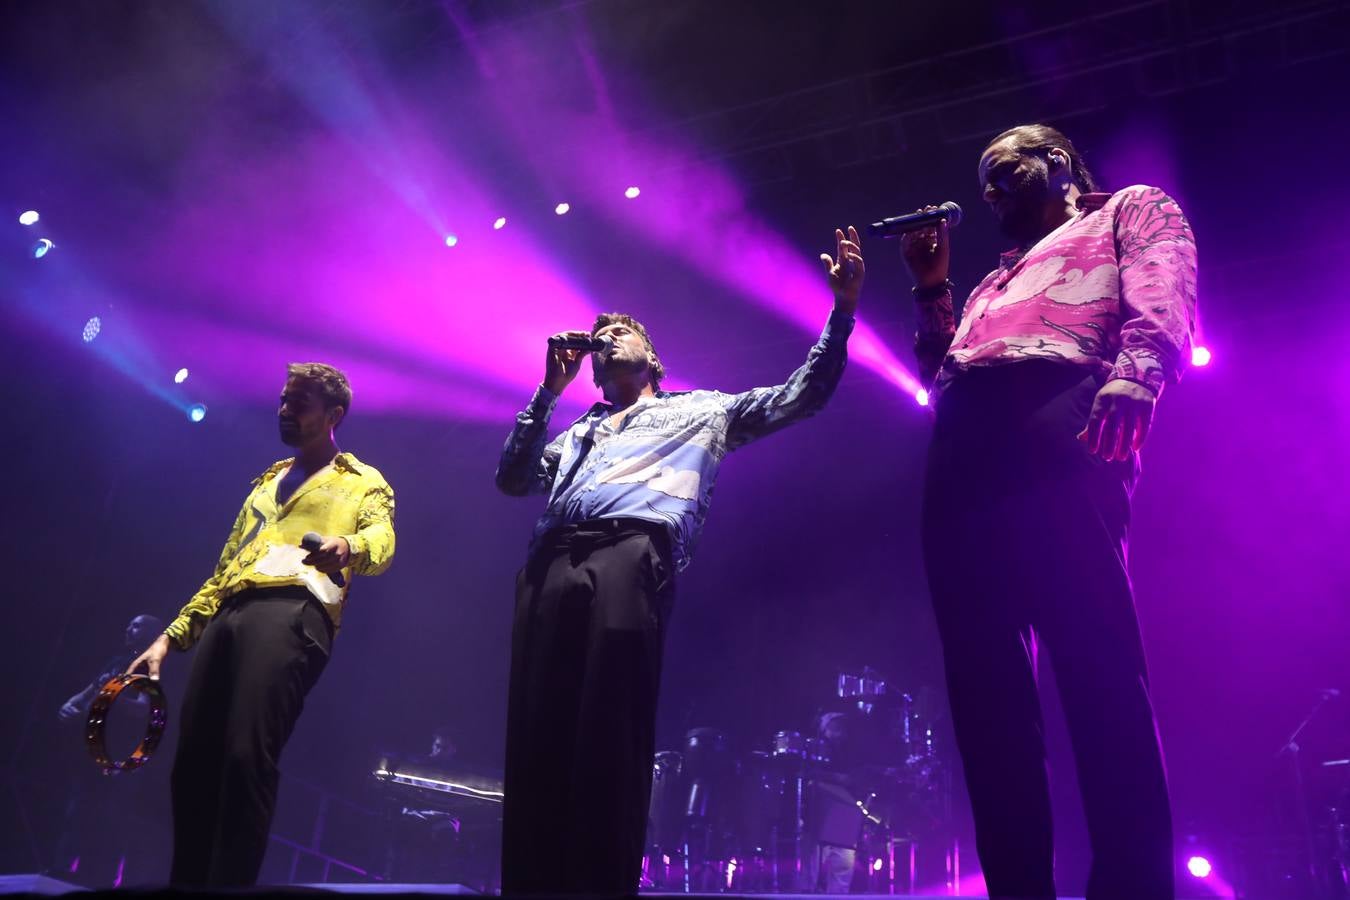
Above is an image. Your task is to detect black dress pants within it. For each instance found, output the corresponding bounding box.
[169,586,332,887]
[921,362,1173,900]
[501,518,675,895]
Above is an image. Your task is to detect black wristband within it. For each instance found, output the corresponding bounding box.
[912,279,953,301]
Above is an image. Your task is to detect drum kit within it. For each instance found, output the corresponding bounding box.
[645,668,955,894]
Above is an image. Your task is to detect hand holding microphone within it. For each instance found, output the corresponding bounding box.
[893,205,957,291]
[543,331,612,395]
[301,532,348,587]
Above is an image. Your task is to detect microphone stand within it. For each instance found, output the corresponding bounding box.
[1276,691,1338,891]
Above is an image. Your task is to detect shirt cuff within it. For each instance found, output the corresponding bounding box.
[342,532,367,567]
[163,620,193,651]
[530,384,560,414]
[822,309,857,344]
[1108,348,1167,395]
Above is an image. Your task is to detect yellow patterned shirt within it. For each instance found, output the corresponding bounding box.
[164,452,395,650]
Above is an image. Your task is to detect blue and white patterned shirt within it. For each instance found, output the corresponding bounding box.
[496,311,855,571]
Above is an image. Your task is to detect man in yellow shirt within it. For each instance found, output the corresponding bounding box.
[128,362,395,887]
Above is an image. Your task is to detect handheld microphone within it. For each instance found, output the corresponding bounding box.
[301,532,346,588]
[547,334,614,353]
[868,202,963,238]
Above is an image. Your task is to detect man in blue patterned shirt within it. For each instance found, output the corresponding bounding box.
[495,226,865,894]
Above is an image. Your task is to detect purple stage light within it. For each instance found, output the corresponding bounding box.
[18,210,40,225]
[1186,855,1213,878]
[174,367,189,384]
[555,202,570,215]
[493,216,507,230]
[33,238,54,258]
[624,186,640,199]
[444,233,458,247]
[82,317,101,343]
[916,388,930,407]
[1192,345,1212,367]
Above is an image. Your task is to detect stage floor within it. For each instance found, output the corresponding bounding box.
[1,873,1095,900]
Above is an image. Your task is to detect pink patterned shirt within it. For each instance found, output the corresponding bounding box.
[915,186,1198,398]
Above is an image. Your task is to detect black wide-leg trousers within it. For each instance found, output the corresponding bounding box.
[169,587,332,887]
[501,518,675,895]
[921,361,1173,900]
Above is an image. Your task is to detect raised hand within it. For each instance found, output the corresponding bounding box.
[1077,380,1157,461]
[544,331,592,395]
[900,208,951,289]
[819,226,865,315]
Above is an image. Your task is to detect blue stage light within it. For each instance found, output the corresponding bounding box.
[33,238,54,259]
[187,404,207,423]
[174,368,190,384]
[81,317,101,343]
[18,210,40,226]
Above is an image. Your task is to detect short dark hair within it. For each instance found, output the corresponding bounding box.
[988,123,1100,193]
[592,313,665,389]
[287,362,352,422]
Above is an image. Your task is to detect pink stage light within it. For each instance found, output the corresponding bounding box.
[916,388,930,407]
[493,216,507,230]
[1192,345,1212,366]
[872,857,884,872]
[555,202,570,215]
[1186,855,1213,878]
[624,186,640,199]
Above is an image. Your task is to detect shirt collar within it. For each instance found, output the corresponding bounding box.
[998,192,1113,268]
[1075,191,1111,211]
[253,451,362,485]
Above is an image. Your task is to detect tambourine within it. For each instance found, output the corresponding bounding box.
[85,673,168,774]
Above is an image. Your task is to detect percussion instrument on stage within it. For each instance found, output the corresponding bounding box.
[648,750,685,856]
[644,667,954,893]
[84,674,168,774]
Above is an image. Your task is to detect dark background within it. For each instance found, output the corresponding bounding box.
[1,0,1347,894]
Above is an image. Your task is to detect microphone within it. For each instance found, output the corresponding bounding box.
[301,532,346,588]
[868,202,963,238]
[547,334,614,353]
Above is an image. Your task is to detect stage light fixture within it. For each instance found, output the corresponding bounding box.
[555,202,570,215]
[624,186,641,199]
[915,388,930,406]
[1191,345,1212,367]
[174,368,190,384]
[493,217,507,230]
[187,404,208,423]
[81,316,102,343]
[1185,855,1212,879]
[872,858,884,872]
[33,238,54,258]
[444,234,458,248]
[18,210,40,225]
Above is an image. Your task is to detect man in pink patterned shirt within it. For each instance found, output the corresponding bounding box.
[903,123,1197,899]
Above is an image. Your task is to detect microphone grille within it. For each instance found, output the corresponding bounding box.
[940,201,963,229]
[301,531,322,550]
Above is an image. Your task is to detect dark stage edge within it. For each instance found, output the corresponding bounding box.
[0,877,1094,900]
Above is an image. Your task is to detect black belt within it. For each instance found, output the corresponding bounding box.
[539,517,672,562]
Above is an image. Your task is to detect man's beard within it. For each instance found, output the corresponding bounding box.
[594,352,649,383]
[995,167,1051,245]
[279,421,304,446]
